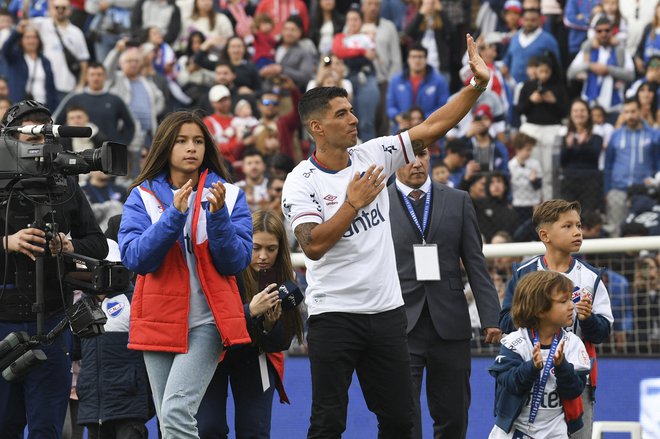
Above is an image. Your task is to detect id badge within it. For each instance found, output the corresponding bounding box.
[512,429,534,439]
[413,244,441,281]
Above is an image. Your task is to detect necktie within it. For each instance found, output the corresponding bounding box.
[409,189,423,201]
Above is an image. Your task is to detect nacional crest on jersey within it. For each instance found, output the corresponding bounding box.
[106,301,125,318]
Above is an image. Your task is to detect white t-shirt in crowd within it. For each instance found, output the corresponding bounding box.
[282,131,415,316]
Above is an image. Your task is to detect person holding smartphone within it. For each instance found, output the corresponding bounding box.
[196,209,305,439]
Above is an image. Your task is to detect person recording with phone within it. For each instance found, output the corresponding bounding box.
[196,209,304,439]
[0,100,108,438]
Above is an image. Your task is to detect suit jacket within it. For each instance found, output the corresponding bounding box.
[388,181,501,340]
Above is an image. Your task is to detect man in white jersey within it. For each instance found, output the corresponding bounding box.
[282,34,491,438]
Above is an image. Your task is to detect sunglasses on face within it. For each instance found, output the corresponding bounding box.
[261,99,279,106]
[54,5,68,10]
[596,28,611,34]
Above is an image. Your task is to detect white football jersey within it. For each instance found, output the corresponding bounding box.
[282,132,415,316]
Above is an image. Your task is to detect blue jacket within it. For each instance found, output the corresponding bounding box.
[604,122,660,192]
[119,170,252,277]
[563,0,599,54]
[503,30,561,83]
[499,256,612,344]
[1,29,57,111]
[386,65,449,128]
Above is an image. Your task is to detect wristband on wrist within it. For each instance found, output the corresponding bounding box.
[470,77,487,93]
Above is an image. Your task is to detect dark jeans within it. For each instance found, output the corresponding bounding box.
[85,419,148,439]
[306,306,414,439]
[0,314,72,439]
[196,347,277,439]
[408,304,471,439]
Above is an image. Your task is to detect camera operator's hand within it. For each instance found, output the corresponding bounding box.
[207,181,226,213]
[346,165,386,211]
[263,301,282,331]
[249,284,280,318]
[173,179,194,213]
[3,228,46,261]
[49,232,74,255]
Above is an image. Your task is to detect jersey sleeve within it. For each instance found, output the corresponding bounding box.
[282,171,324,231]
[357,130,415,177]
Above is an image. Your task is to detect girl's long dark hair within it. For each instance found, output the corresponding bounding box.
[129,111,231,192]
[242,210,304,344]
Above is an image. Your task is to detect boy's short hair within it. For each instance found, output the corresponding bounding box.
[431,161,448,171]
[242,147,264,161]
[532,199,581,232]
[511,271,574,329]
[511,132,536,151]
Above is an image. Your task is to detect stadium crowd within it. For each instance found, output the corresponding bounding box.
[0,0,659,437]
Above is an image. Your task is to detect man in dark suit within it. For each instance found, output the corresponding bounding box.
[388,148,502,439]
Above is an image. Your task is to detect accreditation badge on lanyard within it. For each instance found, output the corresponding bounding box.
[399,188,441,281]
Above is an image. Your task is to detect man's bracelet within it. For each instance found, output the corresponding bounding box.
[345,199,359,213]
[470,77,487,93]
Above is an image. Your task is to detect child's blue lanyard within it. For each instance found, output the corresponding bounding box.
[528,329,561,424]
[398,188,431,244]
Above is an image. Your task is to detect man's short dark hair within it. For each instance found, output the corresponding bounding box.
[298,87,348,134]
[242,147,264,161]
[408,43,428,58]
[624,96,640,107]
[594,16,611,28]
[87,61,106,71]
[269,153,294,173]
[444,138,470,156]
[214,61,235,73]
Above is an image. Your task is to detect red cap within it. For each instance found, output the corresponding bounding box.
[473,104,493,121]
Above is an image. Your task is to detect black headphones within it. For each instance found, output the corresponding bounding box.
[2,100,51,127]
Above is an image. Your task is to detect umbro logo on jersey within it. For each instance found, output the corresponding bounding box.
[382,144,398,154]
[323,195,338,205]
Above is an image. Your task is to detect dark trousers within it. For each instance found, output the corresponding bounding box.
[306,306,414,439]
[85,420,148,439]
[196,347,277,439]
[408,304,471,439]
[0,314,72,439]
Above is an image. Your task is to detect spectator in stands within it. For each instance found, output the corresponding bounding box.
[564,0,600,59]
[218,0,255,40]
[0,96,11,120]
[252,13,278,68]
[1,20,57,110]
[85,0,135,64]
[591,104,615,154]
[231,98,259,143]
[251,77,302,161]
[464,104,509,175]
[236,148,270,211]
[502,7,561,83]
[82,171,126,232]
[268,153,294,181]
[362,0,402,137]
[265,176,286,215]
[518,54,567,201]
[176,31,216,105]
[178,0,234,53]
[634,3,660,76]
[633,254,660,353]
[254,0,309,37]
[462,35,510,115]
[30,0,88,103]
[508,132,542,224]
[404,0,458,90]
[430,161,449,185]
[307,54,354,101]
[54,62,136,147]
[104,41,166,150]
[0,76,9,97]
[568,17,635,117]
[309,0,345,55]
[223,36,261,93]
[204,84,242,163]
[60,104,111,153]
[490,230,518,285]
[495,0,523,59]
[618,81,659,128]
[467,174,487,201]
[587,0,628,49]
[446,87,508,144]
[620,0,658,55]
[560,99,604,212]
[386,44,449,133]
[332,6,380,142]
[259,15,316,91]
[8,0,48,18]
[475,171,520,242]
[604,97,660,236]
[130,0,181,46]
[140,41,179,114]
[442,138,473,189]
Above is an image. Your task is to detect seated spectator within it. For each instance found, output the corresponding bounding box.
[53,62,136,148]
[309,0,345,55]
[332,6,379,141]
[268,153,294,181]
[231,98,259,143]
[489,230,518,285]
[60,104,110,153]
[85,0,135,64]
[587,0,628,49]
[253,125,280,159]
[627,55,660,100]
[560,98,604,212]
[431,161,450,185]
[463,104,509,175]
[82,171,126,232]
[632,254,660,353]
[508,132,542,224]
[604,98,660,236]
[445,88,508,143]
[177,0,233,53]
[176,31,216,106]
[633,2,660,76]
[203,84,242,162]
[140,41,180,113]
[592,104,615,156]
[518,54,567,201]
[219,0,255,40]
[130,0,180,46]
[235,148,269,211]
[254,0,309,38]
[386,43,449,133]
[474,171,520,242]
[567,17,635,117]
[307,54,353,101]
[564,0,596,59]
[259,15,316,91]
[441,138,472,189]
[461,34,510,115]
[223,36,261,93]
[618,81,658,128]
